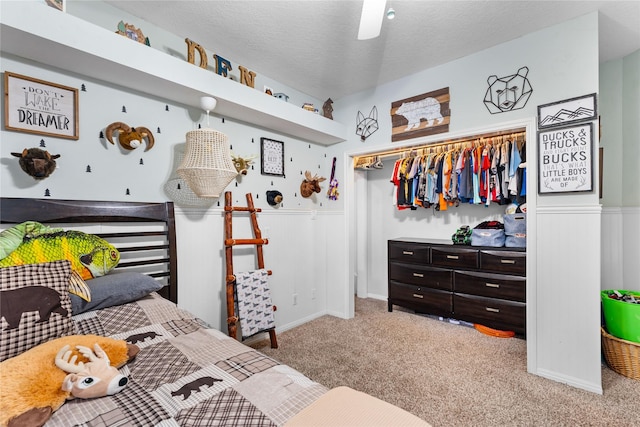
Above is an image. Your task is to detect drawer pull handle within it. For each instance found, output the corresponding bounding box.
[412,272,424,278]
[446,255,459,260]
[402,251,414,255]
[485,307,500,313]
[501,259,516,264]
[485,283,500,288]
[412,294,424,299]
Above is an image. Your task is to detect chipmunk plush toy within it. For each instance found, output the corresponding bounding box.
[0,335,139,427]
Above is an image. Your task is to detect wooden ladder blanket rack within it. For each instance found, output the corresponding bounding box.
[224,191,278,348]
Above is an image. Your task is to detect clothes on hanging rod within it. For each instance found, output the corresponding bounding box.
[355,155,384,170]
[354,129,526,167]
[390,136,526,211]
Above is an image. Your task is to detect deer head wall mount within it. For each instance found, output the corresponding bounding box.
[300,171,326,198]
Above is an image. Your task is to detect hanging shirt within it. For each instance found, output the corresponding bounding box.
[472,146,482,204]
[450,151,459,202]
[458,149,473,202]
[508,140,522,196]
[500,141,510,200]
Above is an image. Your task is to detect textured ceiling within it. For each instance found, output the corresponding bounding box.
[106,1,640,101]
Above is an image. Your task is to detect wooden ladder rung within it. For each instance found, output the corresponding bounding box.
[224,206,262,213]
[225,238,268,246]
[227,270,272,282]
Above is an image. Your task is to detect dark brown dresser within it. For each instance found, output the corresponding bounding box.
[388,238,526,335]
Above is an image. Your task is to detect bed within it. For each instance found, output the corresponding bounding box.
[0,197,430,427]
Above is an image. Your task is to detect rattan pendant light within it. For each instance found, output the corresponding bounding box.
[176,96,237,198]
[164,146,216,207]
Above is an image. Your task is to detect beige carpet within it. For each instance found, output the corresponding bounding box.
[251,298,640,427]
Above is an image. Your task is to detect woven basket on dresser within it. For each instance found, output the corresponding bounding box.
[601,327,640,380]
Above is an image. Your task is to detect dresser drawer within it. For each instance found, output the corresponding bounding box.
[388,241,429,264]
[431,246,478,269]
[453,294,525,333]
[389,262,452,290]
[454,271,525,302]
[389,281,452,315]
[479,250,526,275]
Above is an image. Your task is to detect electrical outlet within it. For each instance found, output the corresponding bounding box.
[311,288,316,300]
[293,293,298,305]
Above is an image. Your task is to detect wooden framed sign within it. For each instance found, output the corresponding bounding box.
[260,137,285,177]
[538,122,593,194]
[390,87,450,142]
[4,71,79,140]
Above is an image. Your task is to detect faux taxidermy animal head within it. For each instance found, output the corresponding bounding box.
[105,122,155,151]
[230,153,257,175]
[11,147,60,180]
[300,171,326,198]
[356,106,379,141]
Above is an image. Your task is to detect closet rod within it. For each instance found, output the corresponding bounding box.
[356,127,526,162]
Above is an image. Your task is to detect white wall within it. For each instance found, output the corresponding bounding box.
[333,12,603,393]
[599,49,640,293]
[0,1,341,335]
[620,50,640,291]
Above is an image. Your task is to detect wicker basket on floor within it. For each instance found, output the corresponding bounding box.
[601,327,640,380]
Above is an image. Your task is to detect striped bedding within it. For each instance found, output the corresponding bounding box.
[46,292,327,426]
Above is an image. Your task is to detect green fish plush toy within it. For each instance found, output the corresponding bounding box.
[0,222,120,301]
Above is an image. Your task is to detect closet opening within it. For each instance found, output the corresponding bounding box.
[344,118,538,375]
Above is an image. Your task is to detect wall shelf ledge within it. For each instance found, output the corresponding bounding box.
[0,1,347,146]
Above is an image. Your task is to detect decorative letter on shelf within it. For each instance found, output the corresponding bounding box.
[214,55,233,77]
[185,38,208,69]
[238,66,257,88]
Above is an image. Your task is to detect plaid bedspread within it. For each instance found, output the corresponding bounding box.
[46,293,327,426]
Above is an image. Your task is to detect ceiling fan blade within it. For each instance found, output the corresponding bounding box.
[357,0,387,40]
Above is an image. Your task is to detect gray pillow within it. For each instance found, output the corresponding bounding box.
[70,271,163,314]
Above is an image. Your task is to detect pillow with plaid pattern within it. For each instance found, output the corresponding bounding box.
[0,260,76,362]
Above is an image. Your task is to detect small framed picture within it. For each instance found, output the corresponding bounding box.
[537,93,597,129]
[538,122,593,194]
[260,137,285,177]
[4,71,79,140]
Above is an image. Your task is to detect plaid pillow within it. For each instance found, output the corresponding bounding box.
[0,260,76,361]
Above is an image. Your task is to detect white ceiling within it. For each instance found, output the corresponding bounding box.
[106,1,640,101]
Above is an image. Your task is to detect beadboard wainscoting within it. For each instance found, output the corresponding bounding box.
[536,205,602,394]
[601,207,640,292]
[174,207,346,334]
[601,208,624,289]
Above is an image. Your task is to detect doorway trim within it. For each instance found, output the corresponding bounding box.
[342,117,538,375]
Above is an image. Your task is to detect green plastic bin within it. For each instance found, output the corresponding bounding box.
[601,290,640,343]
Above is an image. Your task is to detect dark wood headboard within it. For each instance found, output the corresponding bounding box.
[0,198,178,303]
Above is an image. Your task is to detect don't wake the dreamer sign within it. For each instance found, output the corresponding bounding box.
[4,72,79,140]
